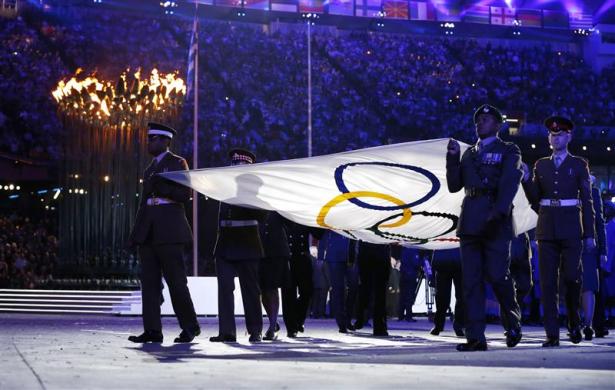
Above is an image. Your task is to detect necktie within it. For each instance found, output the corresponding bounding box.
[554,156,562,168]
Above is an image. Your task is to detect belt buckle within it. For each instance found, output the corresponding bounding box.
[153,198,160,206]
[550,199,561,207]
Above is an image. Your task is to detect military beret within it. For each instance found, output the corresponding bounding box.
[473,104,504,124]
[544,116,574,134]
[147,122,177,139]
[229,148,256,164]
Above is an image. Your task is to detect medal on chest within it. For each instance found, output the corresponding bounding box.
[481,152,502,165]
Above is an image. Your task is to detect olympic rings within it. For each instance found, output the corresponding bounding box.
[334,162,440,211]
[316,161,457,245]
[317,191,412,230]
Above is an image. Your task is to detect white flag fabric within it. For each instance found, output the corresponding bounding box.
[162,138,537,249]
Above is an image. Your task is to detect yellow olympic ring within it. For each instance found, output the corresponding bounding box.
[317,191,412,230]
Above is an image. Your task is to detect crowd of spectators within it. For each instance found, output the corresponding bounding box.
[0,16,65,159]
[1,3,614,165]
[0,213,57,288]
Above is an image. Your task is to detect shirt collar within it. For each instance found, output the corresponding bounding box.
[550,150,569,161]
[154,150,169,164]
[476,135,497,151]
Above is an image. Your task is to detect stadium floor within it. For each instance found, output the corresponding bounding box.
[1,313,613,389]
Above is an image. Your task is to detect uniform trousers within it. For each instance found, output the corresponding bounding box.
[215,257,263,337]
[327,262,359,330]
[398,270,420,320]
[355,255,390,332]
[538,239,583,337]
[139,244,199,333]
[282,253,314,332]
[460,236,521,342]
[433,259,464,331]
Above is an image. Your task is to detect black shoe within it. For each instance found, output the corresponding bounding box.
[583,326,594,341]
[595,328,609,338]
[430,326,443,336]
[263,328,278,341]
[373,329,389,337]
[542,337,560,347]
[128,331,163,343]
[569,328,582,344]
[506,328,522,348]
[249,333,262,343]
[456,340,488,352]
[287,331,298,338]
[338,327,348,334]
[297,324,305,333]
[353,320,364,330]
[346,324,356,331]
[209,334,236,343]
[174,328,201,343]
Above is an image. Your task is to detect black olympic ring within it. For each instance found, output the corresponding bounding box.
[368,211,458,245]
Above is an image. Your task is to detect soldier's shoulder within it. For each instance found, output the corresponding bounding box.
[534,157,550,167]
[168,152,185,160]
[168,152,188,165]
[499,140,521,154]
[461,146,474,158]
[569,154,589,167]
[536,156,550,162]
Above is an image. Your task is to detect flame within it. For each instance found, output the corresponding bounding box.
[52,68,185,120]
[100,99,110,117]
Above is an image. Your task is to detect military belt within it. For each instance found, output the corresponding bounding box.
[465,188,496,197]
[146,197,177,206]
[539,199,579,207]
[220,219,258,227]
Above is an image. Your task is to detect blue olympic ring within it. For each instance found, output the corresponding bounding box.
[334,162,440,211]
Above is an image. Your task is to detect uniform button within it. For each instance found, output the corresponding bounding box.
[554,181,558,184]
[555,171,558,175]
[554,191,559,194]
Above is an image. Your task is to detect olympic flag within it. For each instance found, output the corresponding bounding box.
[162,138,537,249]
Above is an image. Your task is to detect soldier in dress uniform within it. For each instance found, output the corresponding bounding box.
[353,241,391,336]
[128,122,201,344]
[318,231,359,333]
[210,148,269,343]
[259,211,291,341]
[446,104,523,351]
[429,248,465,337]
[521,116,596,347]
[282,222,322,337]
